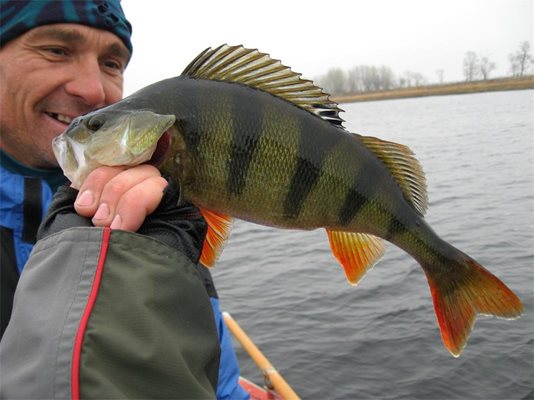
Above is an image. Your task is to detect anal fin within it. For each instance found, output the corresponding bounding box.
[326,230,385,285]
[199,208,234,267]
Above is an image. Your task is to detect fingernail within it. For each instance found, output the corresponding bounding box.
[93,203,110,220]
[110,214,122,230]
[76,190,93,207]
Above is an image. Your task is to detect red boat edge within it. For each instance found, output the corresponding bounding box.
[239,377,282,400]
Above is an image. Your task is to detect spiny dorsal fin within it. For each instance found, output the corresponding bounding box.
[182,44,345,127]
[360,135,428,216]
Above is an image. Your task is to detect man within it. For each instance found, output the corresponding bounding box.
[0,1,247,398]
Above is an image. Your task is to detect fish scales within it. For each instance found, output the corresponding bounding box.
[54,44,523,358]
[176,78,305,224]
[114,74,410,235]
[192,83,236,202]
[242,100,301,224]
[195,78,338,226]
[174,78,408,234]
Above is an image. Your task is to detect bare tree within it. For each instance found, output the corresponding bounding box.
[347,66,364,93]
[356,66,378,92]
[348,66,374,92]
[436,69,444,84]
[378,66,395,90]
[479,56,496,80]
[345,65,395,93]
[367,66,380,91]
[411,72,427,86]
[400,71,427,87]
[316,64,424,94]
[463,51,479,81]
[316,68,347,95]
[509,41,533,77]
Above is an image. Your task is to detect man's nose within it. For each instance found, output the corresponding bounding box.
[64,59,106,107]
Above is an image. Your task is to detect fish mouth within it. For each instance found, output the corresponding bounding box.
[147,130,171,167]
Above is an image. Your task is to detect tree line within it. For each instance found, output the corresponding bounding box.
[316,41,533,96]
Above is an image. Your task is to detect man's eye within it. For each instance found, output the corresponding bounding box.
[104,60,120,69]
[45,47,68,56]
[102,59,124,73]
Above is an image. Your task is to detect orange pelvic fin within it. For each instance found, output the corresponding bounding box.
[425,256,523,357]
[199,208,234,267]
[326,230,385,285]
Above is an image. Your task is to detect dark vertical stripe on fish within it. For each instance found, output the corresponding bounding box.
[284,118,339,219]
[337,159,378,226]
[386,216,408,240]
[227,96,263,196]
[174,81,207,158]
[177,118,201,156]
[284,158,321,218]
[339,189,369,226]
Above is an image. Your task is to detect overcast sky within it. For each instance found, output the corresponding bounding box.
[121,0,533,95]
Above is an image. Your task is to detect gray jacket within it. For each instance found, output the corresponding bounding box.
[1,218,220,398]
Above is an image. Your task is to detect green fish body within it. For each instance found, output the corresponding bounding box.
[54,45,523,357]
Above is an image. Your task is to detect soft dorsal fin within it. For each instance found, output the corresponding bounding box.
[360,135,428,216]
[182,44,345,127]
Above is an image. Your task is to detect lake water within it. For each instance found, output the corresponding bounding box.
[212,90,534,399]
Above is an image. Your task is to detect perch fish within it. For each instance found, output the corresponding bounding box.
[53,44,523,357]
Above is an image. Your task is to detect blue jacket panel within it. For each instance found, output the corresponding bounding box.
[211,298,250,400]
[1,166,54,272]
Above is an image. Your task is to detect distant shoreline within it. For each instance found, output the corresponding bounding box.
[331,76,534,103]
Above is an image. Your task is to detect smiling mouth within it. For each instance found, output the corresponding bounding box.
[45,112,74,124]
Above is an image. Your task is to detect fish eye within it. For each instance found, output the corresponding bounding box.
[85,115,106,131]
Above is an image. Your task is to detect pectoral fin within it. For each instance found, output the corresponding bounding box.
[199,208,234,267]
[326,230,385,285]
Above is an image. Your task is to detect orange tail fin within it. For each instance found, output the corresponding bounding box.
[424,255,523,357]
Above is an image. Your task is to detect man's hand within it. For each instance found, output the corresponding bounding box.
[74,164,168,232]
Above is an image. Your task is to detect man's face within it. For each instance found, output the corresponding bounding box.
[0,23,130,168]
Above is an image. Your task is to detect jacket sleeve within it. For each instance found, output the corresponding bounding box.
[0,189,220,399]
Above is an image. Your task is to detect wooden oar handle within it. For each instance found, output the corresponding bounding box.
[223,312,300,400]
